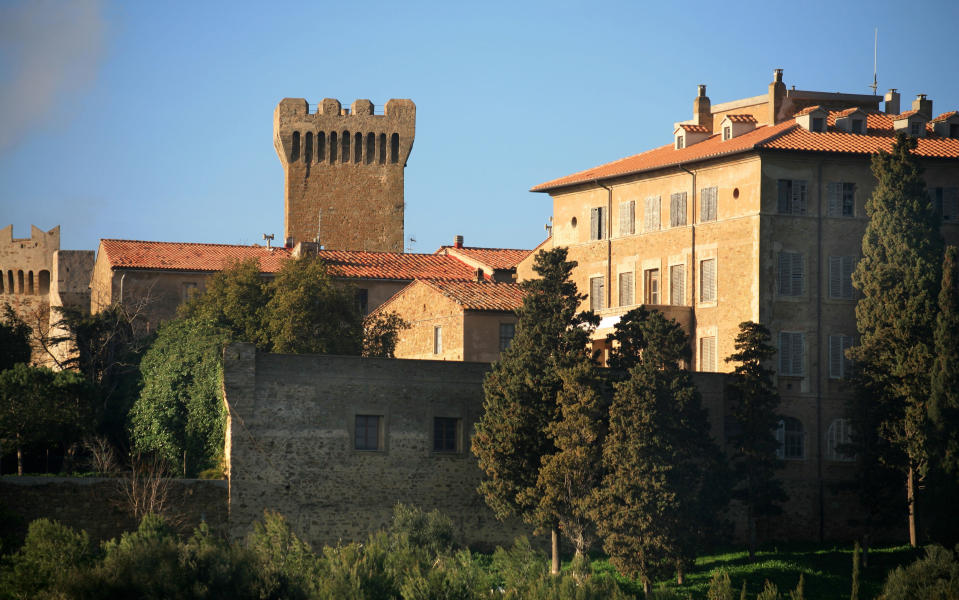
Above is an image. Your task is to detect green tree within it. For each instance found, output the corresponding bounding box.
[848,133,944,546]
[472,247,597,574]
[362,311,411,358]
[0,303,31,370]
[129,318,231,476]
[595,309,726,591]
[180,258,270,347]
[724,321,786,558]
[930,246,959,476]
[0,518,92,599]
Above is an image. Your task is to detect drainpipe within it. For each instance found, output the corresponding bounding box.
[119,272,125,305]
[815,160,824,542]
[595,180,614,312]
[680,165,697,358]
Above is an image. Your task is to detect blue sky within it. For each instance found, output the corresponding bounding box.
[1,0,957,254]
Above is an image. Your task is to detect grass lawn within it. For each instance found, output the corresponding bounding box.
[587,543,923,599]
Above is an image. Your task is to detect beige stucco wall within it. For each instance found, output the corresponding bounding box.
[385,281,466,360]
[462,311,517,363]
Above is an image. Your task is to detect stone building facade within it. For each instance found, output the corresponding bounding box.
[528,69,959,541]
[274,97,415,252]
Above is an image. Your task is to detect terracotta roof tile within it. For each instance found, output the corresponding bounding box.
[724,114,758,123]
[436,246,532,270]
[99,239,479,281]
[677,124,710,133]
[794,105,826,117]
[893,110,923,121]
[421,280,525,311]
[932,111,959,122]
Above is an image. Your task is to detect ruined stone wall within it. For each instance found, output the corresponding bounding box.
[275,97,415,252]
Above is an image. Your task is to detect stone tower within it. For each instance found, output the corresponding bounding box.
[274,97,415,252]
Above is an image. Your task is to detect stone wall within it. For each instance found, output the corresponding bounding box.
[0,477,227,544]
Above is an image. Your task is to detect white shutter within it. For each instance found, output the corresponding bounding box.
[827,183,842,216]
[700,259,716,302]
[590,208,599,240]
[590,276,605,311]
[644,197,660,232]
[700,336,716,372]
[701,187,717,222]
[670,265,685,305]
[670,192,687,226]
[829,256,842,298]
[619,202,629,236]
[618,272,634,306]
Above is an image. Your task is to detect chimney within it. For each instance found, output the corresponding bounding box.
[693,84,712,132]
[884,89,900,115]
[912,94,932,119]
[454,235,464,249]
[768,68,786,125]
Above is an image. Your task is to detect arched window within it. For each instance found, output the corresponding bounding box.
[27,271,34,295]
[354,132,362,163]
[390,133,399,164]
[329,131,338,163]
[304,132,313,163]
[17,270,24,294]
[38,270,50,295]
[341,130,350,163]
[366,132,375,164]
[317,132,326,162]
[291,131,300,162]
[6,271,12,294]
[826,419,855,461]
[378,133,386,164]
[0,270,4,293]
[775,417,805,460]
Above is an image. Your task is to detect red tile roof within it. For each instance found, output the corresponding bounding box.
[794,105,827,117]
[421,280,526,311]
[725,114,758,123]
[532,107,959,193]
[437,246,532,270]
[932,111,959,122]
[677,124,710,133]
[98,239,479,282]
[893,110,924,121]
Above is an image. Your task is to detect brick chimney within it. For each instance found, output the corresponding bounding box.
[768,68,786,125]
[693,84,712,132]
[912,94,932,119]
[884,89,900,115]
[454,235,464,249]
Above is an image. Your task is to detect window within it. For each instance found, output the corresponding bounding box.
[851,119,864,134]
[644,197,661,232]
[676,135,684,149]
[618,271,634,306]
[777,179,807,215]
[644,268,660,304]
[933,187,959,222]
[590,276,605,311]
[590,206,606,240]
[670,192,687,227]
[826,419,855,461]
[433,417,460,453]
[778,251,804,296]
[699,336,716,372]
[828,256,856,299]
[355,415,382,451]
[723,126,731,141]
[779,331,805,376]
[619,200,635,236]
[669,264,685,306]
[951,123,959,139]
[700,258,716,302]
[182,282,199,302]
[355,288,369,314]
[829,334,853,379]
[910,121,921,136]
[701,186,718,222]
[433,326,442,354]
[812,117,824,132]
[499,323,515,352]
[826,182,855,217]
[776,417,805,459]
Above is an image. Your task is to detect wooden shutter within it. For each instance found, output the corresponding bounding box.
[791,253,804,296]
[590,207,600,240]
[618,272,634,306]
[829,256,842,298]
[629,200,635,233]
[792,180,807,214]
[780,332,803,376]
[827,183,842,216]
[700,258,716,302]
[829,335,843,378]
[791,333,804,375]
[700,336,716,371]
[590,276,605,311]
[779,252,803,296]
[701,187,717,221]
[670,192,687,227]
[619,201,635,236]
[670,265,685,305]
[841,256,855,298]
[777,180,791,213]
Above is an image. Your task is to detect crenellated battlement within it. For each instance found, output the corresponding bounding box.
[0,225,59,296]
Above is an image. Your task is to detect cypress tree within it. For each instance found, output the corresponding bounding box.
[724,321,785,558]
[471,247,597,574]
[848,133,944,546]
[930,246,959,475]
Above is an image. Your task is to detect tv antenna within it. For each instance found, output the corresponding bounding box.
[406,235,417,253]
[870,28,878,95]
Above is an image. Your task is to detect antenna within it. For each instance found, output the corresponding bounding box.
[870,28,878,95]
[406,235,417,253]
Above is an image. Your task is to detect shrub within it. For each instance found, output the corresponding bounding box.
[0,518,91,600]
[756,580,781,600]
[707,569,734,600]
[390,502,456,555]
[879,544,959,600]
[245,510,318,599]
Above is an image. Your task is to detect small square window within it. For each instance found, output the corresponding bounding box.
[812,117,824,132]
[723,126,731,141]
[499,323,515,352]
[851,119,864,134]
[355,288,369,314]
[910,121,921,136]
[676,135,685,149]
[433,417,460,453]
[355,415,382,451]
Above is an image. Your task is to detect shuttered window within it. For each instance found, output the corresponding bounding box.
[777,179,807,215]
[828,255,856,299]
[933,187,959,222]
[590,276,605,311]
[779,331,805,376]
[776,417,805,459]
[644,197,661,232]
[644,269,660,304]
[670,192,687,227]
[699,336,716,372]
[619,200,635,236]
[778,251,804,296]
[590,207,606,240]
[827,182,855,217]
[670,264,685,306]
[618,271,634,306]
[829,334,853,379]
[701,186,718,222]
[700,258,716,302]
[826,419,855,461]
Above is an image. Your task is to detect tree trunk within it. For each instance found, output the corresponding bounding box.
[676,560,684,585]
[17,444,23,476]
[550,527,560,575]
[907,465,917,547]
[643,577,651,597]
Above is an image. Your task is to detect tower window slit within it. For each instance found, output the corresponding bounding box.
[28,271,34,295]
[304,132,313,163]
[17,270,24,294]
[317,132,326,162]
[390,133,399,164]
[7,271,13,294]
[330,131,338,163]
[366,132,375,164]
[38,270,49,295]
[291,131,300,162]
[354,132,362,163]
[342,130,350,163]
[379,133,386,164]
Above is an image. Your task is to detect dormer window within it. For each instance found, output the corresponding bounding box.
[812,117,825,132]
[836,108,868,134]
[893,111,929,137]
[931,112,959,138]
[910,122,921,136]
[676,136,685,149]
[719,114,757,140]
[674,123,709,148]
[723,126,731,141]
[851,119,864,134]
[796,107,829,133]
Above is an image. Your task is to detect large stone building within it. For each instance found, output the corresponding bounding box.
[274,97,415,252]
[528,69,959,540]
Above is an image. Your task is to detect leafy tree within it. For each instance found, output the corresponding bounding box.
[595,309,726,591]
[472,247,597,574]
[362,311,411,358]
[930,246,959,476]
[848,133,944,546]
[264,255,364,355]
[0,303,31,370]
[180,258,270,347]
[724,321,786,558]
[0,518,92,599]
[129,318,230,476]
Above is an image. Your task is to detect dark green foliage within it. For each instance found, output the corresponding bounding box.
[0,518,91,600]
[930,246,959,476]
[707,570,734,600]
[390,502,455,556]
[180,258,270,347]
[362,310,411,358]
[879,544,959,600]
[246,511,319,599]
[849,133,944,542]
[130,318,230,476]
[724,321,785,555]
[605,305,652,373]
[472,248,596,533]
[596,309,728,588]
[0,304,31,370]
[756,580,781,600]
